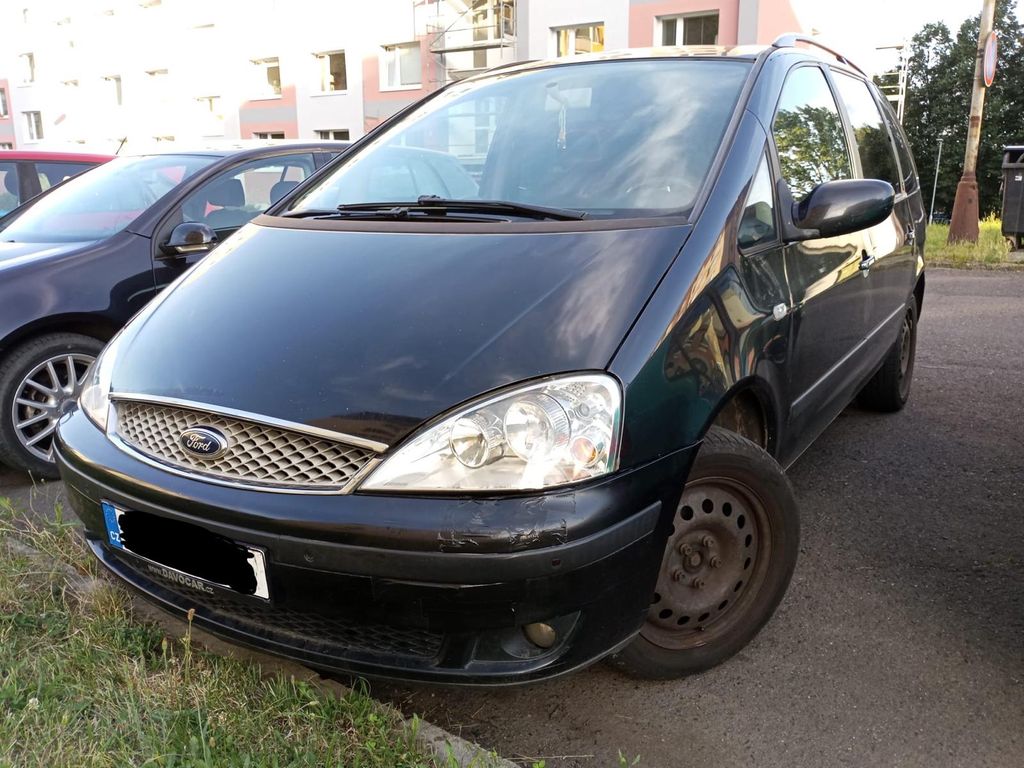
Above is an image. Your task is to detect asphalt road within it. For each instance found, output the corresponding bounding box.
[2,269,1022,767]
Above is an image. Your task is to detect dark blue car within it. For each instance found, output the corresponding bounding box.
[0,143,345,476]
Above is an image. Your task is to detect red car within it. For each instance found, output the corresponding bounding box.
[0,150,114,216]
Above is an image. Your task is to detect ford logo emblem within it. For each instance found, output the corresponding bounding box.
[179,427,229,460]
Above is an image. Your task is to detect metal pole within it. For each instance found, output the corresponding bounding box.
[948,0,997,243]
[930,137,943,224]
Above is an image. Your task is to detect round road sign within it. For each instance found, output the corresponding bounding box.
[983,31,998,87]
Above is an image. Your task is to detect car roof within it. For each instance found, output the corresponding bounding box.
[0,150,115,162]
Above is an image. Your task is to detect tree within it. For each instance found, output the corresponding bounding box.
[901,1,1023,218]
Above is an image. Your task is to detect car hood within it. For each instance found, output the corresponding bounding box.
[0,239,94,269]
[114,219,689,446]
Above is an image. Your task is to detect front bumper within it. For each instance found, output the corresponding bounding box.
[56,407,697,685]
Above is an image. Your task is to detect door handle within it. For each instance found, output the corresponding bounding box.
[859,250,876,272]
[905,225,916,244]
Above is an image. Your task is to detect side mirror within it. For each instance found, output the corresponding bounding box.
[160,222,217,257]
[781,179,895,242]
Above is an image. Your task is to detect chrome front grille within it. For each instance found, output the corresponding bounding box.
[114,399,379,492]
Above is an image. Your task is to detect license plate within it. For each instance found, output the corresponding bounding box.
[101,501,270,600]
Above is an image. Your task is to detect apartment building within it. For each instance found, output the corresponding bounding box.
[0,0,808,152]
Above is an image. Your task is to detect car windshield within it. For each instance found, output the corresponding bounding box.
[0,154,217,243]
[288,58,751,220]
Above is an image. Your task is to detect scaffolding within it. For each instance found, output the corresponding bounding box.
[875,43,909,124]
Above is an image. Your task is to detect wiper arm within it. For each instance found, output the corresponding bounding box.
[412,195,587,221]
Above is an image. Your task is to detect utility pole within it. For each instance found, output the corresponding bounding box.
[930,137,944,224]
[948,0,997,243]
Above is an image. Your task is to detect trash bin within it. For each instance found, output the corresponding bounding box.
[1001,145,1024,249]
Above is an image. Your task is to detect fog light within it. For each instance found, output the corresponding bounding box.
[523,622,557,649]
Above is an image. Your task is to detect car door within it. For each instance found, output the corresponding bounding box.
[153,152,317,287]
[771,63,876,453]
[830,70,918,354]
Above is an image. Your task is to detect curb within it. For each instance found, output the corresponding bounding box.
[3,536,518,768]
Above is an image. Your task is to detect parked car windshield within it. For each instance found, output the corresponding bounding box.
[0,154,216,243]
[288,58,751,220]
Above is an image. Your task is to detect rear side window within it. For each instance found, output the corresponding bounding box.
[773,66,851,201]
[0,161,19,215]
[880,102,919,194]
[36,161,92,189]
[832,73,900,190]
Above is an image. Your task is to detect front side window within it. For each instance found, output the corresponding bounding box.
[381,44,421,89]
[0,162,19,215]
[773,66,851,201]
[179,154,316,233]
[0,154,214,243]
[555,24,604,56]
[290,59,751,220]
[317,51,347,92]
[24,111,43,140]
[660,13,719,46]
[738,154,776,249]
[832,72,900,190]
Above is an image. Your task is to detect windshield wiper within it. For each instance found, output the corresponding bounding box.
[334,196,587,221]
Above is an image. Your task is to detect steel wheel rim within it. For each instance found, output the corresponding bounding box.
[642,477,773,651]
[898,310,915,398]
[11,353,94,462]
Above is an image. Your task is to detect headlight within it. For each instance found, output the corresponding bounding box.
[360,374,621,492]
[79,333,123,431]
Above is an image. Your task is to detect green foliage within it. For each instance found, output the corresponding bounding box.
[774,104,851,199]
[902,1,1024,217]
[926,216,1015,266]
[0,508,434,768]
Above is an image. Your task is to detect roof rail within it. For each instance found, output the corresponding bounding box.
[771,33,866,76]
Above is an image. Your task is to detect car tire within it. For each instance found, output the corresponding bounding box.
[0,332,106,478]
[858,301,917,413]
[609,427,800,680]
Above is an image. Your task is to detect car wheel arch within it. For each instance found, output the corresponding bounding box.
[702,381,778,457]
[0,314,118,362]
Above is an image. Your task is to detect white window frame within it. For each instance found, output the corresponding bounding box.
[19,53,35,84]
[253,131,285,140]
[251,57,282,99]
[0,143,13,150]
[315,50,348,94]
[24,111,43,141]
[380,42,422,92]
[656,11,719,47]
[316,129,350,141]
[104,75,123,106]
[552,23,605,58]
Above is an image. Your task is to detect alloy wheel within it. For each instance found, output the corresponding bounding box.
[11,353,94,462]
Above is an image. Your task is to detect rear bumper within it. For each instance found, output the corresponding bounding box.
[56,407,697,685]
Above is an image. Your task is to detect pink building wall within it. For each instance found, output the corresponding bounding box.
[239,84,299,139]
[752,0,802,43]
[361,36,442,133]
[629,1,740,47]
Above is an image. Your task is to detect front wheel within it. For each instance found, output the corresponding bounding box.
[609,428,799,679]
[0,333,105,478]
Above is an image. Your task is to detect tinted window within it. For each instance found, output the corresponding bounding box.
[738,153,776,249]
[179,154,316,233]
[36,161,95,189]
[291,59,751,219]
[880,101,919,193]
[0,154,214,243]
[773,66,851,200]
[832,73,900,189]
[0,162,19,215]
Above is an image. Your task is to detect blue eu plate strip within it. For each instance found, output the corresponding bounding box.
[101,501,124,549]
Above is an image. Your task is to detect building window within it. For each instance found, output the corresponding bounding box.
[381,43,421,89]
[24,111,43,141]
[196,95,221,113]
[0,89,7,118]
[254,131,285,140]
[252,57,282,98]
[145,68,168,77]
[316,51,347,92]
[659,12,719,46]
[0,143,13,150]
[19,53,35,83]
[62,79,79,88]
[554,24,604,57]
[316,129,350,140]
[104,75,122,105]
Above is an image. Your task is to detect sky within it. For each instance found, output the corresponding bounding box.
[792,0,1023,73]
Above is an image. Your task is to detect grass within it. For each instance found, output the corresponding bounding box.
[925,217,1017,268]
[0,500,436,768]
